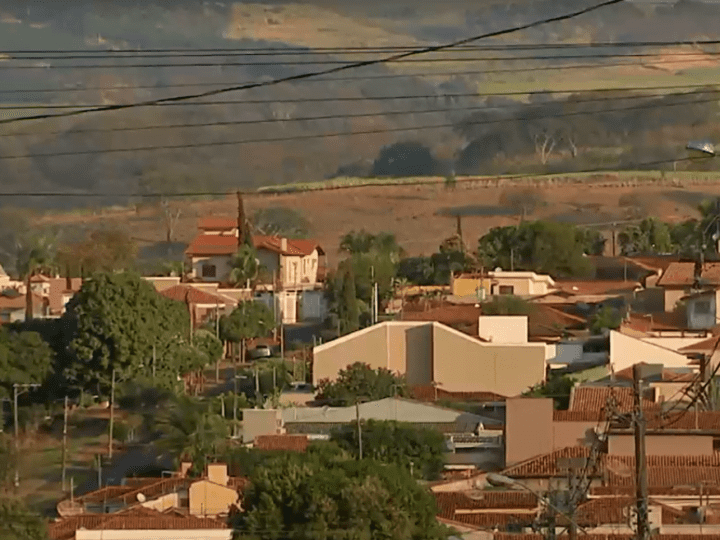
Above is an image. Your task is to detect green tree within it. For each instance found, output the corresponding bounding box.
[154,395,230,470]
[481,295,533,316]
[524,374,575,410]
[16,233,57,321]
[477,221,596,278]
[316,362,407,406]
[0,497,47,540]
[234,452,449,540]
[63,272,190,394]
[339,230,404,263]
[331,420,445,480]
[0,328,54,400]
[590,305,623,335]
[56,229,138,277]
[219,301,276,364]
[330,259,360,335]
[618,218,674,255]
[229,245,261,288]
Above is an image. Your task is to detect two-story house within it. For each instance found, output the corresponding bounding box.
[656,261,720,330]
[185,217,327,323]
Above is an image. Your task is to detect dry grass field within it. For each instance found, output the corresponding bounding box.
[36,174,720,266]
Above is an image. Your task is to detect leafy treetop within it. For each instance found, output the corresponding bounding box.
[0,328,53,400]
[316,362,407,406]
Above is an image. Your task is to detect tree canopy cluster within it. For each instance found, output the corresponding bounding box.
[315,362,408,406]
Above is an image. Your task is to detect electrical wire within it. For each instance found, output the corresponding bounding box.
[1,93,718,159]
[0,0,626,125]
[3,88,717,138]
[0,155,710,198]
[8,38,720,55]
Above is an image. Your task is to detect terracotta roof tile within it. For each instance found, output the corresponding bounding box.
[0,290,44,311]
[625,256,679,273]
[502,446,592,478]
[185,234,240,256]
[679,334,720,353]
[553,410,606,422]
[452,511,536,528]
[198,217,237,230]
[657,261,720,287]
[254,435,309,452]
[569,496,689,526]
[434,491,538,529]
[569,386,658,413]
[401,304,482,335]
[621,312,688,332]
[592,485,720,496]
[555,280,640,296]
[160,284,232,306]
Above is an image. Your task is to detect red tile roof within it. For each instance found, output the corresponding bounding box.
[657,261,720,287]
[621,311,687,333]
[502,446,592,478]
[254,434,309,452]
[570,496,689,526]
[0,290,45,311]
[401,304,482,335]
[553,410,606,422]
[679,334,720,353]
[185,234,240,256]
[198,217,237,230]
[555,280,640,296]
[569,386,658,413]
[626,256,679,273]
[434,491,538,529]
[160,284,232,306]
[592,485,720,496]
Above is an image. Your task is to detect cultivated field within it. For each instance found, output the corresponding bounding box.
[37,172,720,266]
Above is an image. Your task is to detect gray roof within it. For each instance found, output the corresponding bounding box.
[281,397,493,426]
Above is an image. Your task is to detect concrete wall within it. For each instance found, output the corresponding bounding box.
[664,287,687,312]
[610,330,691,372]
[641,336,710,351]
[477,316,528,344]
[687,293,717,330]
[505,398,554,467]
[552,421,598,450]
[242,409,282,443]
[77,531,231,539]
[433,325,546,396]
[313,324,392,385]
[141,493,179,513]
[189,255,233,283]
[189,480,239,517]
[452,277,490,298]
[144,276,182,291]
[257,249,280,277]
[653,381,692,403]
[608,433,714,456]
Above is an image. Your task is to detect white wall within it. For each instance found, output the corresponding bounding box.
[477,316,528,344]
[609,330,692,372]
[189,255,232,282]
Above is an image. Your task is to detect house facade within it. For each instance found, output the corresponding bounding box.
[451,270,556,299]
[312,318,550,397]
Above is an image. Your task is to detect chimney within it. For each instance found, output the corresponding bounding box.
[66,275,72,292]
[281,237,288,253]
[207,463,229,486]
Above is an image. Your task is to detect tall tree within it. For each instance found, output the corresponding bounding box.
[56,229,137,277]
[618,218,674,256]
[16,233,57,321]
[330,260,360,335]
[63,272,190,394]
[0,328,54,400]
[316,362,407,406]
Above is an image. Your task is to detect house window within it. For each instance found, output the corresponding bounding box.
[498,285,514,295]
[202,264,216,278]
[694,300,711,315]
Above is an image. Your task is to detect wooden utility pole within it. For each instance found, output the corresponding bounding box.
[633,363,650,540]
[61,396,68,491]
[108,369,116,460]
[237,191,246,246]
[355,400,363,460]
[456,215,464,253]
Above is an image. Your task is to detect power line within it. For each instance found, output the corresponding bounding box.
[2,88,716,139]
[0,92,717,157]
[1,53,717,70]
[0,0,626,126]
[6,38,720,55]
[0,156,709,198]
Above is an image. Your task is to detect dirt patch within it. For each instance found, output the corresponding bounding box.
[643,47,720,73]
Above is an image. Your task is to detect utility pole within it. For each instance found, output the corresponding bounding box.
[237,190,245,247]
[13,383,40,488]
[633,363,650,540]
[108,369,116,460]
[273,366,277,392]
[456,215,464,253]
[152,344,156,382]
[62,396,68,491]
[355,399,363,460]
[255,366,260,407]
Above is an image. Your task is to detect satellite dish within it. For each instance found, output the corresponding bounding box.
[494,267,502,272]
[687,140,716,156]
[136,493,146,503]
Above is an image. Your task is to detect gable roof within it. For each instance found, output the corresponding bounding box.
[0,290,44,311]
[620,311,688,333]
[569,386,658,413]
[657,261,720,287]
[185,234,239,256]
[679,334,720,353]
[502,446,592,478]
[570,496,689,527]
[160,284,232,306]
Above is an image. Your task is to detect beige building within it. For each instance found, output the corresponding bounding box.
[312,319,549,397]
[451,270,556,299]
[184,217,325,290]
